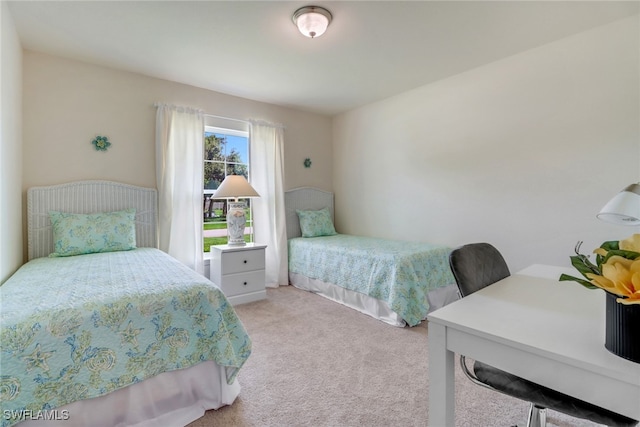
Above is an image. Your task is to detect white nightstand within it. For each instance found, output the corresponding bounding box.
[209,243,267,305]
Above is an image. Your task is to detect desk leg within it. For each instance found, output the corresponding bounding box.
[428,322,455,426]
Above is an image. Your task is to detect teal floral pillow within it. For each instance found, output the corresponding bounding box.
[49,209,137,257]
[297,208,337,238]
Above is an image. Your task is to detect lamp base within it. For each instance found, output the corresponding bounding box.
[226,201,247,246]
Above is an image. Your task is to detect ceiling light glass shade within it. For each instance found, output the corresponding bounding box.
[293,6,332,38]
[213,175,260,200]
[596,183,640,225]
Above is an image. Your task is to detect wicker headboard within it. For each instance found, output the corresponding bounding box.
[284,187,334,239]
[27,180,158,260]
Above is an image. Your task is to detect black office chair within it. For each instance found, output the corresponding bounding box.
[449,243,638,427]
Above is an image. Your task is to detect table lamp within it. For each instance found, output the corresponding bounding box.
[213,175,260,246]
[596,183,640,225]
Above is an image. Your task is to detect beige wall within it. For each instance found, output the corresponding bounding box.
[332,15,640,271]
[1,2,23,283]
[22,52,333,261]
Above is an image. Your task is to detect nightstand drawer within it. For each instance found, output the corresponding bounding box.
[220,271,265,297]
[222,249,265,274]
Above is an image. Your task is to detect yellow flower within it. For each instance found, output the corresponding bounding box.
[586,257,640,305]
[593,234,640,258]
[620,234,640,253]
[561,234,640,305]
[593,247,608,257]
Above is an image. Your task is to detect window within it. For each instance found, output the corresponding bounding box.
[203,126,252,251]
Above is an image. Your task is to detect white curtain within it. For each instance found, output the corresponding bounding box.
[249,121,288,287]
[155,104,205,274]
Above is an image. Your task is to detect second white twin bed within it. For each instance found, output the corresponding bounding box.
[285,187,458,327]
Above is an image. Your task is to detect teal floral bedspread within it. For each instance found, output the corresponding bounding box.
[288,234,454,326]
[0,248,251,427]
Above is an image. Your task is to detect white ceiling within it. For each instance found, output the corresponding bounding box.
[8,1,640,116]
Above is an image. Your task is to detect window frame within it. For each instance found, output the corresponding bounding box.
[203,125,253,251]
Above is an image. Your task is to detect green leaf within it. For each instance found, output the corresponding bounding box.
[602,249,640,264]
[559,274,599,290]
[569,254,600,279]
[600,240,620,251]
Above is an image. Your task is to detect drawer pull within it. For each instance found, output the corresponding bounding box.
[243,281,248,286]
[243,260,247,264]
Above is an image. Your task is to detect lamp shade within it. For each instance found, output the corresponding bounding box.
[293,6,332,38]
[213,175,260,199]
[596,183,640,225]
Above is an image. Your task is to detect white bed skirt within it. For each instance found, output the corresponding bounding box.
[290,271,406,326]
[289,272,459,327]
[16,361,240,427]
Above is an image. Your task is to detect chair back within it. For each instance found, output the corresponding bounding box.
[449,243,510,297]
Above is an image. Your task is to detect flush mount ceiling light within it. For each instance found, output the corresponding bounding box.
[292,6,332,38]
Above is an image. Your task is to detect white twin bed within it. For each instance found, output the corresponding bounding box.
[285,187,458,327]
[1,181,250,427]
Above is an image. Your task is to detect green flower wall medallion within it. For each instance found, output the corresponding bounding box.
[92,135,111,151]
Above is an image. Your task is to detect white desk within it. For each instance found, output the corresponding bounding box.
[427,272,640,426]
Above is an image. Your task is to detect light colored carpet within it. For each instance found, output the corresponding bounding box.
[187,286,605,427]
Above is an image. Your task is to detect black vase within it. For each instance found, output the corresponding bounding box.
[605,291,640,363]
